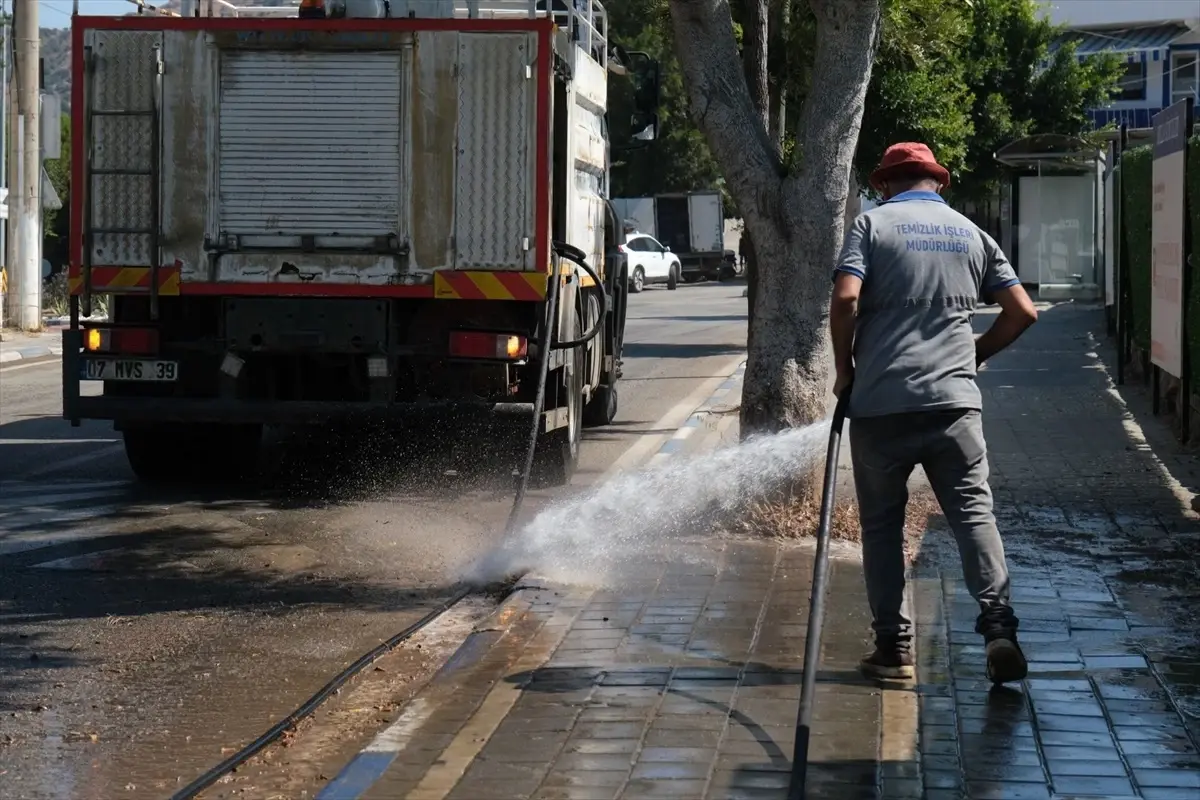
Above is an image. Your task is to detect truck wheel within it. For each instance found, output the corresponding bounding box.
[124,424,262,485]
[630,267,646,293]
[667,263,679,291]
[583,383,619,427]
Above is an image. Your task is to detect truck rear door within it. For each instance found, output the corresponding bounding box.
[688,192,723,254]
[618,197,657,240]
[77,23,542,292]
[217,49,403,252]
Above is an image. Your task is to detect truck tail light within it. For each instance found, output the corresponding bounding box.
[298,0,326,18]
[84,327,159,355]
[448,331,528,361]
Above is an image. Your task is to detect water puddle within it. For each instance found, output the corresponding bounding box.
[468,420,833,585]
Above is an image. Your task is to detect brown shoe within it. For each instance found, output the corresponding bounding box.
[859,646,915,680]
[985,637,1028,685]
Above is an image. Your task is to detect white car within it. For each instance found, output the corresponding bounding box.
[620,233,680,293]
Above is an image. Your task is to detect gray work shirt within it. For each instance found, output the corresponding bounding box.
[833,190,1020,419]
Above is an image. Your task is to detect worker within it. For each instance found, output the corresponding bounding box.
[829,142,1039,685]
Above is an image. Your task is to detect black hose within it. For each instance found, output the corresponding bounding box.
[171,247,598,796]
[551,249,608,350]
[503,251,565,538]
[169,586,471,800]
[788,387,852,800]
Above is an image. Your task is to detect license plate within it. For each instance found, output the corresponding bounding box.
[81,359,179,382]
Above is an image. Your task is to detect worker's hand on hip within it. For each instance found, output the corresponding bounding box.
[834,368,854,399]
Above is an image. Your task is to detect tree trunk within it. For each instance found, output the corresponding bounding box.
[741,0,770,131]
[743,231,757,353]
[670,0,882,433]
[768,0,789,151]
[739,0,770,356]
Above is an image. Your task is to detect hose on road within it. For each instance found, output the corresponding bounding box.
[169,588,469,800]
[504,242,607,537]
[172,244,608,799]
[788,386,852,800]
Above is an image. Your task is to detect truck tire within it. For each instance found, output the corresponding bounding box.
[583,383,618,427]
[531,322,584,488]
[667,263,679,291]
[124,424,262,485]
[630,267,646,293]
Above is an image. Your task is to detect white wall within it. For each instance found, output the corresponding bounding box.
[1045,1,1200,27]
[1017,175,1098,288]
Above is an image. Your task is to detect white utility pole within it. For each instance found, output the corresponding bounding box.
[11,0,37,330]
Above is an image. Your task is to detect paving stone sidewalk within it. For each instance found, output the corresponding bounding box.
[329,302,1200,800]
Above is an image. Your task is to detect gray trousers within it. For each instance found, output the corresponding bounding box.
[849,409,1016,648]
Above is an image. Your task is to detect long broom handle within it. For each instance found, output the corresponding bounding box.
[787,388,852,800]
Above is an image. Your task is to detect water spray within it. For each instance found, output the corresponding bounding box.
[788,386,851,800]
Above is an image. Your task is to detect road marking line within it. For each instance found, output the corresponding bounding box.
[0,438,119,445]
[20,443,125,480]
[0,354,60,371]
[0,486,132,506]
[0,517,126,557]
[0,479,131,497]
[600,353,746,480]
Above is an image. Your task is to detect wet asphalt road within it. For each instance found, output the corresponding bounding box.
[0,281,749,799]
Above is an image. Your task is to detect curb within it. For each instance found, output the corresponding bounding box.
[649,360,745,462]
[316,575,552,800]
[0,345,63,363]
[317,361,749,799]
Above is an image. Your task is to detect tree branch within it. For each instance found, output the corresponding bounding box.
[742,0,770,129]
[785,0,881,225]
[668,0,784,216]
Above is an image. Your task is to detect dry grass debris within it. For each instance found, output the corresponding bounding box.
[734,470,944,563]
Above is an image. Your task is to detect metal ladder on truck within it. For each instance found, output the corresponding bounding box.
[81,35,164,321]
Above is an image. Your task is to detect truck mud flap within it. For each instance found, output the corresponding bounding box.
[62,329,83,426]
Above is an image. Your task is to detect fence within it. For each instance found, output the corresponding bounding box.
[1108,116,1200,440]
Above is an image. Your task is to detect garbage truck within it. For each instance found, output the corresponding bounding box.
[612,190,727,282]
[62,0,660,487]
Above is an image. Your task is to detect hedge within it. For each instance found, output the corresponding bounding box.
[1121,135,1200,377]
[1120,145,1153,351]
[1189,135,1200,383]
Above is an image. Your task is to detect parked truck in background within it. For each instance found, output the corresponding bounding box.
[63,0,659,488]
[611,191,726,282]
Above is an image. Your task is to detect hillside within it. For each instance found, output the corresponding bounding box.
[41,27,71,110]
[40,3,297,112]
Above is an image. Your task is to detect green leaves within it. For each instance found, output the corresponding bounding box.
[611,0,1119,208]
[857,0,973,191]
[608,0,723,198]
[44,115,71,269]
[950,0,1121,203]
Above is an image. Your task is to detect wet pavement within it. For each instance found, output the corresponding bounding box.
[321,302,1200,800]
[0,283,750,799]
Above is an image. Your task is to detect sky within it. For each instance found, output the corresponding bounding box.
[34,0,1200,30]
[38,1,135,28]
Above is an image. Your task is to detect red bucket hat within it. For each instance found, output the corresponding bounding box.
[869,142,951,192]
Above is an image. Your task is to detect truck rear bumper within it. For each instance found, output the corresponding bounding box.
[679,254,725,273]
[66,395,537,427]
